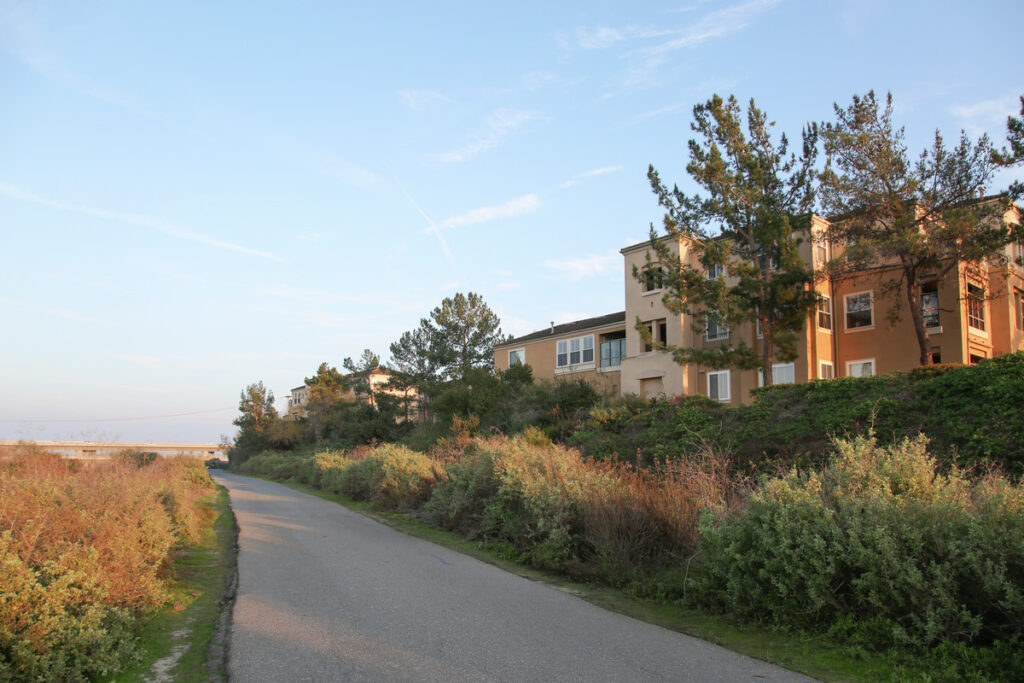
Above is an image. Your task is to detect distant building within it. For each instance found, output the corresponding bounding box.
[495,206,1024,405]
[284,367,420,422]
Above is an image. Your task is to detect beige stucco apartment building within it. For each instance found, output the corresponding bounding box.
[495,211,1024,406]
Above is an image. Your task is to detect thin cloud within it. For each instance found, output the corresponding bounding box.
[950,94,1021,135]
[439,108,540,163]
[571,25,673,50]
[0,6,165,122]
[383,164,462,277]
[562,165,623,188]
[1,296,102,325]
[575,26,626,49]
[643,0,783,56]
[397,89,450,111]
[623,102,688,127]
[576,0,782,89]
[112,354,163,370]
[544,251,620,281]
[0,182,284,261]
[442,194,541,229]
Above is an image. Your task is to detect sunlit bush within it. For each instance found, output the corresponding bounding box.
[338,444,438,509]
[0,450,214,680]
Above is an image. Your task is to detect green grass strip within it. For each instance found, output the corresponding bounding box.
[105,486,237,683]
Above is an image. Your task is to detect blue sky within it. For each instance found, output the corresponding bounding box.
[2,0,1022,443]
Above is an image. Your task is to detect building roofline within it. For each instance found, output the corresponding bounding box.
[495,311,627,348]
[620,234,676,255]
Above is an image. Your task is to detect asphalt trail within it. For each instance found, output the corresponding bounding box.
[214,471,815,682]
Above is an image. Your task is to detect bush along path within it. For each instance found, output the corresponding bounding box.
[234,425,1024,682]
[0,449,234,682]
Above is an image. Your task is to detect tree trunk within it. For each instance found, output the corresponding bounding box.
[903,264,933,366]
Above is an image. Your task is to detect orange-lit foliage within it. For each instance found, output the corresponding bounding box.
[0,445,214,679]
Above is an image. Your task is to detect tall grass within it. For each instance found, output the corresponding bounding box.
[0,446,215,681]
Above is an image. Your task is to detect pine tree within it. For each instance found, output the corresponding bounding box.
[646,94,819,385]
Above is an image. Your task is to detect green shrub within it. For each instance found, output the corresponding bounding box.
[236,452,304,480]
[338,444,437,509]
[0,537,137,682]
[424,449,500,534]
[427,436,610,570]
[294,449,350,488]
[692,434,1024,649]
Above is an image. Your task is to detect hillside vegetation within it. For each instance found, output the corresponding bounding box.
[231,354,1024,680]
[570,353,1024,474]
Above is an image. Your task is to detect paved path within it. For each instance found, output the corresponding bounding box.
[214,471,815,682]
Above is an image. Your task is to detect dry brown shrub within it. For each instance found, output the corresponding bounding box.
[0,451,214,610]
[580,441,742,578]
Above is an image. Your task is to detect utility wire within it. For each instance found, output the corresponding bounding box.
[0,407,236,423]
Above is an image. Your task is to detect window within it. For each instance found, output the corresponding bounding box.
[817,296,832,330]
[642,319,667,352]
[846,359,875,378]
[967,283,985,331]
[845,291,873,329]
[970,354,986,365]
[600,335,627,367]
[1016,290,1024,331]
[569,337,581,364]
[642,266,664,293]
[819,361,834,379]
[707,263,725,279]
[706,312,729,341]
[758,362,795,386]
[707,370,730,402]
[815,243,828,265]
[508,348,525,366]
[930,350,942,364]
[921,283,940,329]
[557,335,594,369]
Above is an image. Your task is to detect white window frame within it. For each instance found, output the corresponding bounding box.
[757,362,795,387]
[844,291,874,331]
[707,263,725,279]
[967,283,986,334]
[815,242,829,266]
[819,361,834,379]
[846,358,875,378]
[508,348,525,366]
[555,334,595,372]
[817,295,833,331]
[707,370,731,402]
[705,312,729,342]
